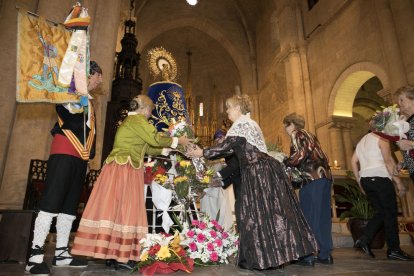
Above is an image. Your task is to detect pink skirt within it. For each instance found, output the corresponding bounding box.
[71,162,148,263]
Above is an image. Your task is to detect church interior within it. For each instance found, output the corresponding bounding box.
[1,0,414,273]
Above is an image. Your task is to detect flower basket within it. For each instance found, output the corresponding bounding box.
[137,232,194,276]
[139,258,194,276]
[180,215,238,265]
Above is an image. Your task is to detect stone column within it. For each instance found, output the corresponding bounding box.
[0,1,23,194]
[341,124,354,171]
[329,126,345,170]
[328,116,355,171]
[249,93,260,124]
[278,2,311,130]
[375,0,407,92]
[295,5,315,133]
[84,0,122,169]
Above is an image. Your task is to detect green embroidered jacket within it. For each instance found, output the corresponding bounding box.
[105,114,173,169]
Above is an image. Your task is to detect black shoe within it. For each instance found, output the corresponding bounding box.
[315,255,334,265]
[354,240,375,258]
[25,261,50,275]
[295,258,315,267]
[387,249,414,261]
[25,245,50,275]
[52,246,88,267]
[105,259,118,268]
[117,260,137,271]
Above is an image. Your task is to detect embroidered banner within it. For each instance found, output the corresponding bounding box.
[16,9,80,103]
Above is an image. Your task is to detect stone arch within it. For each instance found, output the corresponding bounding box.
[328,62,390,117]
[137,17,255,94]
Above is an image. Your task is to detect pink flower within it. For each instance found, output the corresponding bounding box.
[214,239,223,247]
[199,222,207,230]
[222,232,229,239]
[187,230,195,238]
[211,219,218,225]
[216,225,223,232]
[189,242,197,252]
[191,220,199,226]
[210,251,219,262]
[209,230,217,238]
[207,242,215,251]
[235,239,239,246]
[196,233,206,243]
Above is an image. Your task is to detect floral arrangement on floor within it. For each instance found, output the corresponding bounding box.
[136,232,194,276]
[369,104,409,141]
[180,215,239,265]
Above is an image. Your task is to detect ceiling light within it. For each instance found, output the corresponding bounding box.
[186,0,198,6]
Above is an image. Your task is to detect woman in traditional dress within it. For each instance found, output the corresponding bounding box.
[71,95,191,269]
[396,85,414,183]
[186,95,317,270]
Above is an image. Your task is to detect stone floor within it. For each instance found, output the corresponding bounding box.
[2,245,414,276]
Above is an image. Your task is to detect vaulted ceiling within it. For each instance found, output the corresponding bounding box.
[125,0,276,118]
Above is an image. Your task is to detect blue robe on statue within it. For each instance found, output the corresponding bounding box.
[147,81,190,131]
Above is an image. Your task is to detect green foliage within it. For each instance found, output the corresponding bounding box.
[175,181,190,200]
[266,142,283,152]
[334,173,374,220]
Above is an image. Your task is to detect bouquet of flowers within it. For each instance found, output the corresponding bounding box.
[144,158,168,184]
[166,119,196,140]
[136,232,194,276]
[267,142,287,163]
[173,155,215,199]
[369,105,409,141]
[180,215,238,265]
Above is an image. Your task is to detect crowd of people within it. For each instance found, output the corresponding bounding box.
[25,80,414,275]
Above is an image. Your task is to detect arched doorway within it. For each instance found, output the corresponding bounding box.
[328,62,390,170]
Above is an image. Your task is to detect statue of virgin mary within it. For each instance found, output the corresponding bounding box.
[146,47,190,131]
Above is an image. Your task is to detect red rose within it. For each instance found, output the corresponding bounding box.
[148,244,161,256]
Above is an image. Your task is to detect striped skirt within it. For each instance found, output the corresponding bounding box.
[71,162,147,263]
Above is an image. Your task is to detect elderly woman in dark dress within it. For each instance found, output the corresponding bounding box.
[187,95,317,270]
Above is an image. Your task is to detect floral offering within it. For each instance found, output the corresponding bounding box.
[369,104,409,141]
[180,216,238,265]
[173,155,215,200]
[136,232,194,276]
[144,158,167,184]
[166,119,196,140]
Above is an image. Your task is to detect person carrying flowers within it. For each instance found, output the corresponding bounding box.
[71,95,192,270]
[351,106,412,261]
[186,95,317,270]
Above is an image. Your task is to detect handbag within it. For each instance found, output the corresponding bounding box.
[286,166,306,189]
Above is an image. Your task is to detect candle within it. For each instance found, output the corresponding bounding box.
[334,160,338,167]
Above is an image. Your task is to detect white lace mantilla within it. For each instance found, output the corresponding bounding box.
[226,113,268,154]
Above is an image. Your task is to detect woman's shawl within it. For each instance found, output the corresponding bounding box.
[226,113,268,154]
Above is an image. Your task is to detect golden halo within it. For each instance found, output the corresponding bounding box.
[147,47,177,81]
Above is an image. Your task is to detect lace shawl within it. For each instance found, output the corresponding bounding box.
[226,113,268,154]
